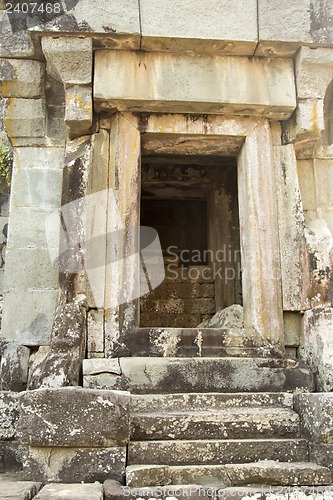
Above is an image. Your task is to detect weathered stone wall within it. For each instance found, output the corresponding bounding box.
[0,0,333,482]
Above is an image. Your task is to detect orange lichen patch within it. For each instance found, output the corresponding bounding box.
[310,102,320,132]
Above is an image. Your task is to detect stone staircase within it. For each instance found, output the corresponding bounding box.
[92,357,333,489]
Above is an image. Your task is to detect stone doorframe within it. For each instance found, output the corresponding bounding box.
[101,112,284,358]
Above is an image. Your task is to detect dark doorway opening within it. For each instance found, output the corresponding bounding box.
[139,157,242,328]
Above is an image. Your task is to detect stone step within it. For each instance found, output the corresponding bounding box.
[128,438,309,465]
[130,392,294,413]
[169,462,333,487]
[83,357,315,393]
[125,328,279,357]
[125,462,333,488]
[131,407,300,440]
[104,481,333,500]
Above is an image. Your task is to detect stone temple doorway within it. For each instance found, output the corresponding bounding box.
[103,113,285,358]
[139,157,242,329]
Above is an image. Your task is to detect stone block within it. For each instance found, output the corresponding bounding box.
[84,357,314,393]
[314,158,333,208]
[128,438,308,467]
[296,47,333,100]
[140,0,258,55]
[283,312,301,347]
[0,391,19,439]
[83,358,122,377]
[41,37,92,85]
[0,11,38,58]
[34,482,103,499]
[87,310,104,353]
[3,248,58,291]
[94,51,296,119]
[1,289,59,345]
[297,159,317,211]
[0,480,42,499]
[0,441,26,472]
[13,147,64,170]
[4,99,46,138]
[258,0,333,56]
[18,387,130,447]
[36,1,140,47]
[7,207,57,250]
[0,59,44,98]
[126,464,171,488]
[24,446,126,484]
[65,85,92,138]
[309,443,333,472]
[274,144,308,310]
[283,99,325,150]
[304,221,333,307]
[300,307,333,391]
[295,393,333,444]
[10,167,63,208]
[0,344,29,391]
[169,461,332,487]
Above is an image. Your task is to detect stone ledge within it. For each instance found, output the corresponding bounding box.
[23,446,126,483]
[94,51,296,119]
[17,387,130,447]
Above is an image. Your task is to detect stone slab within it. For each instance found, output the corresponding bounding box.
[3,248,59,291]
[284,312,302,347]
[128,439,309,466]
[131,407,299,441]
[18,387,130,447]
[83,357,315,393]
[274,144,308,310]
[295,393,333,444]
[94,51,296,119]
[0,480,42,499]
[296,47,333,100]
[257,0,333,56]
[140,0,258,55]
[0,392,19,440]
[130,392,294,413]
[65,85,92,138]
[0,59,44,98]
[309,443,333,472]
[13,147,64,170]
[24,446,126,483]
[0,11,38,58]
[300,307,333,391]
[10,167,63,209]
[34,0,140,49]
[83,358,121,376]
[7,207,58,250]
[169,461,332,487]
[126,464,171,488]
[0,289,59,346]
[41,37,92,85]
[4,99,46,138]
[34,482,103,499]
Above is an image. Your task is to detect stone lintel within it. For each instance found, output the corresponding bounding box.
[94,51,296,119]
